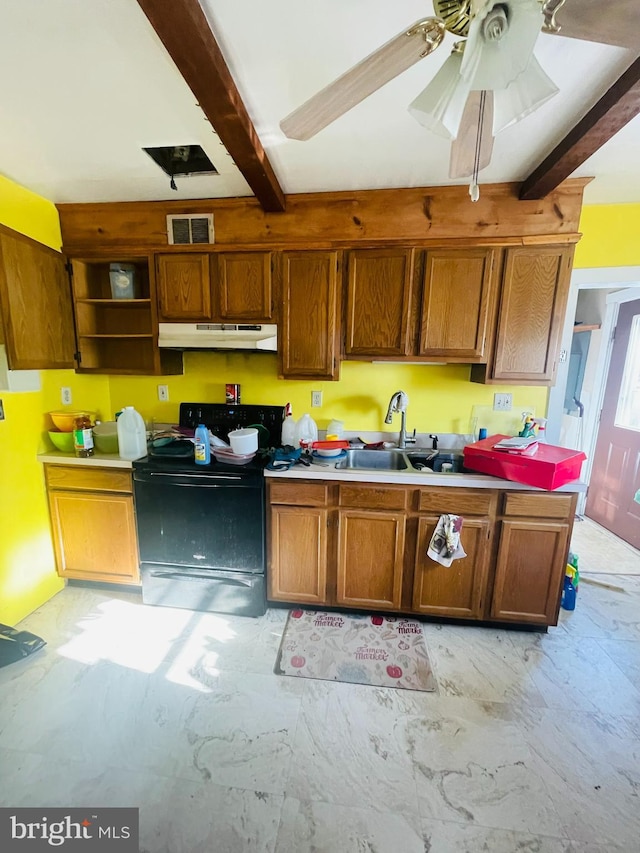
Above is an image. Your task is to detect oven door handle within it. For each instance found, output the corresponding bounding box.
[134,471,243,485]
[149,571,254,587]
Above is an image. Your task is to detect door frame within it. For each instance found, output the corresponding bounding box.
[547,266,640,516]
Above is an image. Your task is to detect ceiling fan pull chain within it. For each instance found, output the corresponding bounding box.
[469,89,487,203]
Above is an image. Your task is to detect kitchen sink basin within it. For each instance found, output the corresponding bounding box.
[407,450,465,473]
[335,449,409,471]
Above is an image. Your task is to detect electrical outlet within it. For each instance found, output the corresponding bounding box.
[311,390,322,408]
[0,399,4,420]
[157,384,169,402]
[493,393,512,411]
[61,387,72,406]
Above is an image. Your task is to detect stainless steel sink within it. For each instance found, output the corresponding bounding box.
[335,449,409,471]
[407,450,465,473]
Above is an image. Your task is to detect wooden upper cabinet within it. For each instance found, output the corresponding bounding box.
[156,253,211,320]
[419,248,499,361]
[0,227,75,369]
[280,250,341,380]
[472,245,574,385]
[345,248,414,356]
[215,251,274,321]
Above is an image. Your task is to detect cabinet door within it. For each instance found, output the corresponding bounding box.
[280,250,340,379]
[269,505,329,604]
[156,253,211,320]
[490,246,573,383]
[491,519,569,625]
[412,516,490,619]
[345,248,414,356]
[216,252,273,321]
[419,248,498,360]
[336,509,405,610]
[48,490,140,584]
[0,227,76,369]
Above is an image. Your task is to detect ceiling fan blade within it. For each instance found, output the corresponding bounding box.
[449,90,495,178]
[542,0,639,49]
[280,18,446,141]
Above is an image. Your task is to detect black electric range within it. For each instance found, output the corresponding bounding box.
[132,403,284,617]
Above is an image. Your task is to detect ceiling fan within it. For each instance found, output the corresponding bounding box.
[280,0,636,200]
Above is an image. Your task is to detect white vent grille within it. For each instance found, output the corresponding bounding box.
[166,214,214,245]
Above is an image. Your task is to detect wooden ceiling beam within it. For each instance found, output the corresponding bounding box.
[520,55,640,201]
[136,0,285,212]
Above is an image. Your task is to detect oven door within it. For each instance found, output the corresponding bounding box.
[133,468,265,573]
[140,564,266,617]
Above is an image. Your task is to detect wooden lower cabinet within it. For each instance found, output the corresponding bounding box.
[413,516,490,618]
[490,520,570,625]
[45,465,140,585]
[336,509,405,610]
[267,478,576,627]
[268,505,329,604]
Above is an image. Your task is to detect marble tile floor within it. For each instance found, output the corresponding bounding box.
[570,516,640,576]
[1,577,640,853]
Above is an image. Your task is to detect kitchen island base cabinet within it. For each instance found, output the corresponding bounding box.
[413,517,490,619]
[45,465,140,585]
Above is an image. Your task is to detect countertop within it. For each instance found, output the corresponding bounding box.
[38,450,587,493]
[38,450,133,469]
[264,461,587,492]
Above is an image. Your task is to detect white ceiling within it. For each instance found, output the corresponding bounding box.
[2,0,638,206]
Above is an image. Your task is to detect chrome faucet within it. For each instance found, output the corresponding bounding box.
[384,390,415,449]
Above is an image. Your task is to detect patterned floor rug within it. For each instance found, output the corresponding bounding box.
[275,609,437,692]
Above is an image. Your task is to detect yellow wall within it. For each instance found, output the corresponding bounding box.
[0,177,111,626]
[575,203,640,268]
[109,354,546,436]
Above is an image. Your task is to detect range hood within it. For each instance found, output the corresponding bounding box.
[158,323,277,351]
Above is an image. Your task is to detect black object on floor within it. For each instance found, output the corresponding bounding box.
[0,623,46,668]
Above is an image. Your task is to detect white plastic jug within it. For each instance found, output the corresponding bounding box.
[117,406,147,460]
[295,413,318,448]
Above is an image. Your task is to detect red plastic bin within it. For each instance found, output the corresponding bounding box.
[463,434,586,490]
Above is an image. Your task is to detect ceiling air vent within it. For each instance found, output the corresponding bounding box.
[167,214,215,245]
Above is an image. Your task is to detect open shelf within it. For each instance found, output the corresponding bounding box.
[70,256,183,375]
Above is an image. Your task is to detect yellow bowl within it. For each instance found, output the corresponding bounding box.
[48,411,95,432]
[48,429,75,453]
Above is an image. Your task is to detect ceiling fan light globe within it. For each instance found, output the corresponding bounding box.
[461,0,543,91]
[408,50,470,138]
[492,54,559,133]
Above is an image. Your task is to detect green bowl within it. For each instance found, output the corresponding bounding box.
[92,422,119,454]
[48,429,75,453]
